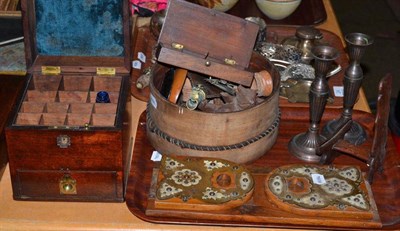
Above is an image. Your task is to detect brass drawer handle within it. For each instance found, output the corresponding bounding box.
[59,174,77,195]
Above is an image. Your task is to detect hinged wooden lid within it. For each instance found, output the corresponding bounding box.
[21,0,131,75]
[156,0,259,86]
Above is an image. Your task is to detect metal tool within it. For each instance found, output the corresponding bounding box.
[186,84,206,110]
[204,77,236,96]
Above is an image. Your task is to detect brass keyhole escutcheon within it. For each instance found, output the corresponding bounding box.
[57,135,71,148]
[59,174,77,195]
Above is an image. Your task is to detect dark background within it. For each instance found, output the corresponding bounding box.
[331,0,400,109]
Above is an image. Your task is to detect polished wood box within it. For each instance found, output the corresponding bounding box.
[5,0,132,202]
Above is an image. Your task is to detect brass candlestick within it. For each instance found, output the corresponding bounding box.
[288,45,339,162]
[322,33,374,145]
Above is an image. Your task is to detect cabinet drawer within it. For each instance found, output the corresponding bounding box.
[6,129,122,170]
[14,169,123,201]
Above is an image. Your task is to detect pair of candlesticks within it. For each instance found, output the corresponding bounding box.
[288,32,374,163]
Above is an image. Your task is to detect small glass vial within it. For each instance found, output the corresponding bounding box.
[96,91,111,103]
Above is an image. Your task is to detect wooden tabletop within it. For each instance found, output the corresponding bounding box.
[0,1,372,230]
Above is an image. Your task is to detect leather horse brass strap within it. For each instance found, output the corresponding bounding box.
[146,104,280,151]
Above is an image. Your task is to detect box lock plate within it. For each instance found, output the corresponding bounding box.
[57,135,71,148]
[59,174,77,195]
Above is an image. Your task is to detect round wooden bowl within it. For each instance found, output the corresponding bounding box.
[146,52,280,164]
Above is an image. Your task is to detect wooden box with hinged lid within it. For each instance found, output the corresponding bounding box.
[5,0,132,202]
[146,0,281,164]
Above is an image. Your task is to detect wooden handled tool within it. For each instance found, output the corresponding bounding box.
[168,68,188,103]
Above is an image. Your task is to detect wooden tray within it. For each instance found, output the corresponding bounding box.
[125,108,400,230]
[130,25,348,109]
[227,0,327,26]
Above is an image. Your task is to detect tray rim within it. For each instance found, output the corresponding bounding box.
[125,107,400,230]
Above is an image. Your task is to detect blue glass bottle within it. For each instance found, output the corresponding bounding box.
[96,91,111,103]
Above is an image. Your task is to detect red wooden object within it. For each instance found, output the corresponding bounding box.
[5,0,132,202]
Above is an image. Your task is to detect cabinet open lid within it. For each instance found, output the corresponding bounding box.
[156,0,259,87]
[21,0,131,75]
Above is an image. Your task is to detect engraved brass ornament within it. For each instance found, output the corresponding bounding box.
[156,156,254,204]
[266,165,370,211]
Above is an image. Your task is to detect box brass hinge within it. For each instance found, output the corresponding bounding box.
[224,58,236,66]
[96,67,116,76]
[172,42,184,50]
[41,66,61,75]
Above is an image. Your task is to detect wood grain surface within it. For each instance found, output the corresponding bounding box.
[126,107,400,230]
[0,1,381,230]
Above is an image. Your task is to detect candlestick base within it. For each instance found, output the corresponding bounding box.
[288,130,327,163]
[323,119,366,145]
